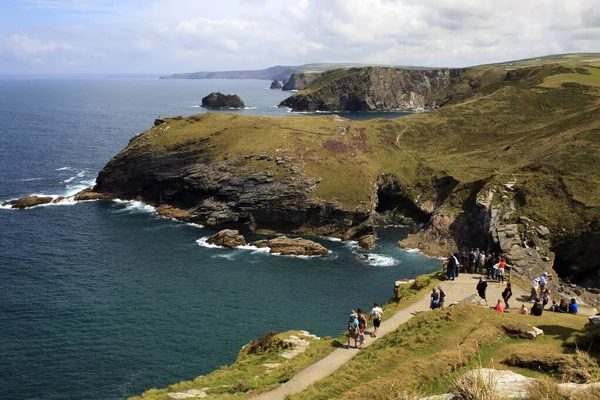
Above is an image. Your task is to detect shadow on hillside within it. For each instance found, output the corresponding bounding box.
[536,324,578,341]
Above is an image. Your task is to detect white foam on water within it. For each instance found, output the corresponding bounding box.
[76,171,86,178]
[196,237,224,249]
[365,254,398,267]
[236,244,272,254]
[112,199,157,214]
[400,247,446,260]
[212,253,237,260]
[55,167,71,171]
[320,236,342,242]
[190,105,201,108]
[63,176,76,183]
[186,222,204,229]
[401,247,421,253]
[20,178,42,182]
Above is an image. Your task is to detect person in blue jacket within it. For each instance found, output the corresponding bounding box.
[347,311,359,348]
[568,298,579,314]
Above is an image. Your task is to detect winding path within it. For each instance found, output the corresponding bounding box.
[251,274,532,400]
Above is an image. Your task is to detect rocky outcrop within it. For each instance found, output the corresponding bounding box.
[201,92,245,109]
[73,189,115,201]
[207,229,246,248]
[357,234,376,249]
[282,72,320,91]
[399,214,457,257]
[249,236,328,256]
[3,195,59,209]
[280,67,462,112]
[270,80,282,89]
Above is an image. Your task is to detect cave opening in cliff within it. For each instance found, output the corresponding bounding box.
[551,232,600,287]
[375,178,430,224]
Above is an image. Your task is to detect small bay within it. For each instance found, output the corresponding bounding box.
[0,77,438,399]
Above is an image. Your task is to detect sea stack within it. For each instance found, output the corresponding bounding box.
[270,80,283,89]
[201,92,245,109]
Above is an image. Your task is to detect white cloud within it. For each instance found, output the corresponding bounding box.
[2,0,599,73]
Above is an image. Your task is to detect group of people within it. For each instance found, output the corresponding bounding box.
[444,249,510,282]
[346,303,383,349]
[475,272,579,317]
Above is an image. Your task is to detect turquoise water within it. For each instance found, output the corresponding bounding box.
[0,77,439,399]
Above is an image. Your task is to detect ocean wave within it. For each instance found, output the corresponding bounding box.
[55,167,71,171]
[400,247,446,260]
[212,253,237,260]
[364,254,398,267]
[186,222,204,229]
[196,237,224,249]
[320,236,342,242]
[112,199,157,214]
[19,178,42,182]
[63,176,76,183]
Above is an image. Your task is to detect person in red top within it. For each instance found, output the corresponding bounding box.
[496,258,507,282]
[495,299,504,313]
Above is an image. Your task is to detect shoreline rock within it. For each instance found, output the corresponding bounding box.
[249,236,328,256]
[2,195,56,209]
[207,229,246,248]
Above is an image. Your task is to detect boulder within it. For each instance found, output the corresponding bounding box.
[269,80,282,89]
[588,315,600,326]
[207,229,246,248]
[3,195,55,209]
[357,234,376,249]
[249,236,328,256]
[201,92,245,109]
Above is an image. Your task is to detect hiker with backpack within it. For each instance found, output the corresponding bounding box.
[369,303,383,338]
[347,310,359,349]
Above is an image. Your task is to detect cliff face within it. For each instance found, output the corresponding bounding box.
[282,72,320,91]
[280,67,463,112]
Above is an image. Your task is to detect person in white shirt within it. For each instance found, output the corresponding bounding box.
[369,303,383,338]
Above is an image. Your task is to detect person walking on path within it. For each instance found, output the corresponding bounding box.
[347,310,359,349]
[356,308,367,349]
[369,303,383,338]
[502,282,513,309]
[541,288,551,309]
[530,278,540,302]
[476,276,488,306]
[453,251,461,278]
[496,258,507,283]
[538,272,548,297]
[438,285,446,309]
[430,288,440,309]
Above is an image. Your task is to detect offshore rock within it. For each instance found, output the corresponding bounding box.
[269,80,282,89]
[357,234,376,249]
[207,229,246,248]
[3,195,55,209]
[156,204,193,221]
[201,92,245,109]
[249,236,328,256]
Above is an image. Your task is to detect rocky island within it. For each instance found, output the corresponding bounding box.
[269,80,282,89]
[201,92,245,109]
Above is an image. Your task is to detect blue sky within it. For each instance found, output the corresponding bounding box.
[1,0,599,74]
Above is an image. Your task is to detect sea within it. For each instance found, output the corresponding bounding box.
[0,77,442,399]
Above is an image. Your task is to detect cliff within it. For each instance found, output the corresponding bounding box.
[91,63,600,293]
[279,67,467,112]
[282,72,320,91]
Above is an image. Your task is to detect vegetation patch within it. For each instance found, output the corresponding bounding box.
[504,350,600,383]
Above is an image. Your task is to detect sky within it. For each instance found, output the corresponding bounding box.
[0,0,599,74]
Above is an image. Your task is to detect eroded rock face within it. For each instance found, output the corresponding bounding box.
[249,236,328,256]
[357,234,376,249]
[399,214,457,257]
[282,72,320,91]
[270,80,282,89]
[207,229,246,248]
[280,67,462,112]
[201,92,245,109]
[3,195,56,209]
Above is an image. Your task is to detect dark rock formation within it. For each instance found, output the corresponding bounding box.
[201,92,245,109]
[282,73,320,91]
[280,67,462,112]
[3,195,56,209]
[207,229,246,248]
[249,236,328,256]
[270,80,282,89]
